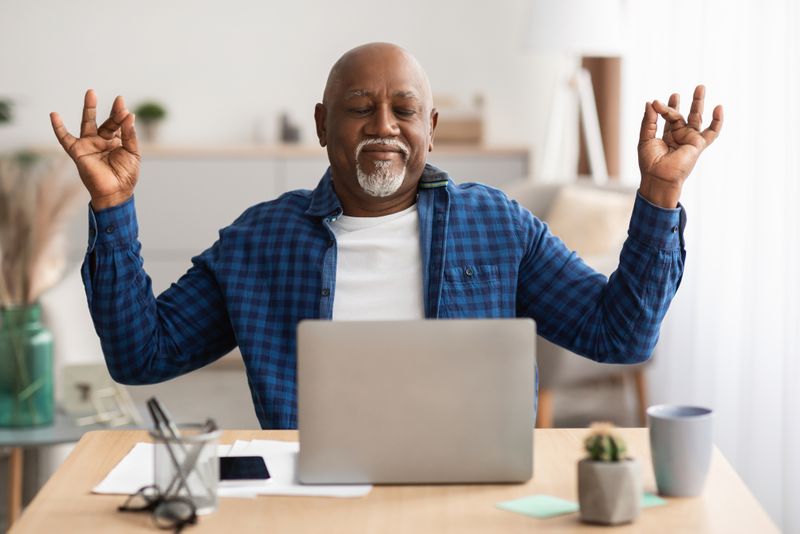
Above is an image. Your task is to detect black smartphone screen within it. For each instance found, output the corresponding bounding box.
[219,456,270,481]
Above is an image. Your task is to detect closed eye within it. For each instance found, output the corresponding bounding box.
[395,108,415,117]
[348,108,371,116]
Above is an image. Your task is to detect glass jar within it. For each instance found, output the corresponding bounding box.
[0,303,54,427]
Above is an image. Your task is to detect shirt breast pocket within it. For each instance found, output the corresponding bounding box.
[440,264,503,317]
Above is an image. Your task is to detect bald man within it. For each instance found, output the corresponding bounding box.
[51,43,722,429]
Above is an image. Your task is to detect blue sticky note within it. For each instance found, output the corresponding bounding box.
[498,493,667,519]
[641,492,667,508]
[496,495,579,518]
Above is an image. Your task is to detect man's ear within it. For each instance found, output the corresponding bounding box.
[314,103,327,147]
[428,108,439,152]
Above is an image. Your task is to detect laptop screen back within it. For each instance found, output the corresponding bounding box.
[297,319,536,484]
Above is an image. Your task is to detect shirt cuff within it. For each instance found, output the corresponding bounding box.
[627,191,687,251]
[86,195,139,252]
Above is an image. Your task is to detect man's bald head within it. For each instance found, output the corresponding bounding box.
[314,42,438,216]
[322,42,433,111]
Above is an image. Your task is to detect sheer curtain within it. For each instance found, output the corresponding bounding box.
[619,1,799,530]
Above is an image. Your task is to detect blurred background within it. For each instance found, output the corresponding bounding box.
[0,0,797,531]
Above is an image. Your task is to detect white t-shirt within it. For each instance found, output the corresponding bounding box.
[330,204,425,320]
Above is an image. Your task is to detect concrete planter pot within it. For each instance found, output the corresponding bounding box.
[139,120,161,143]
[578,458,641,525]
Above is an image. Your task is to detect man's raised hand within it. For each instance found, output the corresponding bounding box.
[637,85,723,208]
[50,89,140,211]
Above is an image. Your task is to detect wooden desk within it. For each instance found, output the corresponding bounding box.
[9,428,777,533]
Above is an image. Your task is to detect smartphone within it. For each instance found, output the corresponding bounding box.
[219,456,270,481]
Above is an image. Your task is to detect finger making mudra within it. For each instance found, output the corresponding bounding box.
[637,84,724,209]
[50,89,141,211]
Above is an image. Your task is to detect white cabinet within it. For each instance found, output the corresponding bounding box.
[281,155,331,191]
[136,158,278,254]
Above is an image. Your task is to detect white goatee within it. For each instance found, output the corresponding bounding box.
[355,138,409,198]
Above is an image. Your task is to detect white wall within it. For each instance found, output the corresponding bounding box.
[0,0,565,154]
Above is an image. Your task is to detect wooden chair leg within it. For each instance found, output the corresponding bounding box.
[8,446,23,526]
[632,368,649,426]
[537,388,554,428]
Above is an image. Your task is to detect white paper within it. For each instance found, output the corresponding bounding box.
[92,440,371,498]
[226,440,252,456]
[92,442,155,494]
[240,440,371,498]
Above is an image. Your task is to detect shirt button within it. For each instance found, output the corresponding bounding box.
[321,288,330,297]
[105,225,115,234]
[671,225,678,233]
[465,267,474,277]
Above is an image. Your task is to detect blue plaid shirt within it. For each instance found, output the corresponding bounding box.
[81,164,685,429]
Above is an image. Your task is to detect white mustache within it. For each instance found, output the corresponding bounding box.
[355,138,410,159]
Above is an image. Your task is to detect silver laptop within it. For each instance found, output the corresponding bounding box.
[297,319,536,484]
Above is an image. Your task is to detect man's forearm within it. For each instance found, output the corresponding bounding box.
[82,197,237,385]
[81,198,167,384]
[518,193,685,363]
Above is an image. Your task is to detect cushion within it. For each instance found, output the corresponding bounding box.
[545,185,633,258]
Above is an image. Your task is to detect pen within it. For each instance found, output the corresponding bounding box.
[148,397,182,441]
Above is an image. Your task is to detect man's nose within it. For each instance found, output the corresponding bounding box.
[366,105,400,137]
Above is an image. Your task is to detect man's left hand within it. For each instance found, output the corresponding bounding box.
[637,85,723,208]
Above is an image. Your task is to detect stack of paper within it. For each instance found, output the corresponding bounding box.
[93,439,372,499]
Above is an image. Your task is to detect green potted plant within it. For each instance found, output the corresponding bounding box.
[578,422,642,525]
[0,98,12,124]
[0,153,83,426]
[133,100,167,143]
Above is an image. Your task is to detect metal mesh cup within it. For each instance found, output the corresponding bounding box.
[149,423,221,515]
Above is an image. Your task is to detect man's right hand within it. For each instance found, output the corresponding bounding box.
[50,89,140,211]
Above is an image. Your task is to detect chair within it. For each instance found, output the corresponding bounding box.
[503,179,649,428]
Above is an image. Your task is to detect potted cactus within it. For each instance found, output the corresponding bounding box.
[133,100,167,143]
[578,422,641,525]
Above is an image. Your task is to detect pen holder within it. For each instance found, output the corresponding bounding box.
[149,423,221,515]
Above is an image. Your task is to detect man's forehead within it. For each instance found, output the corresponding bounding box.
[323,43,432,106]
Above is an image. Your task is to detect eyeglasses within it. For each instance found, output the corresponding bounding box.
[118,484,197,533]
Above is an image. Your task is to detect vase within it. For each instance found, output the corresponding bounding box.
[0,303,54,427]
[139,120,160,144]
[578,458,641,525]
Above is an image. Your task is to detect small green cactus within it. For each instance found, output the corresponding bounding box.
[584,422,627,462]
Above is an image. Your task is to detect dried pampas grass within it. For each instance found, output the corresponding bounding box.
[0,153,84,307]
